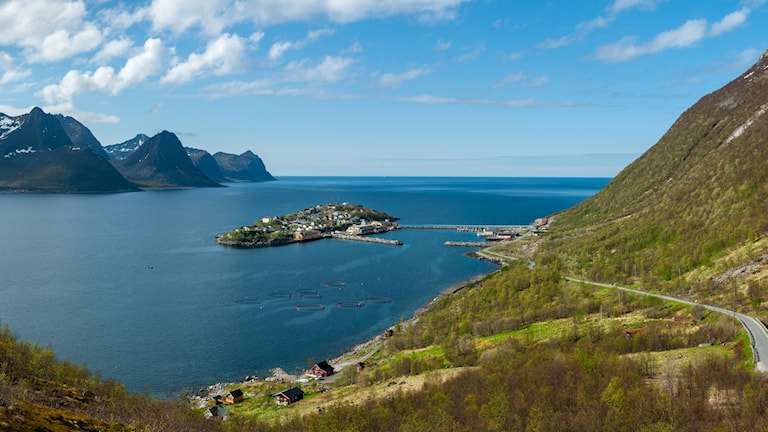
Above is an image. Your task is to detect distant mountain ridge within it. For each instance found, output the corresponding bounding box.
[0,107,275,193]
[212,150,276,182]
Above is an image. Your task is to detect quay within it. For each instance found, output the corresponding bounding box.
[331,233,403,245]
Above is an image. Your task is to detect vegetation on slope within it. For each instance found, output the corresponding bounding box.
[225,262,768,431]
[0,324,217,432]
[542,50,768,311]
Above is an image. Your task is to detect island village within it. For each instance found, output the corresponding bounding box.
[216,203,401,247]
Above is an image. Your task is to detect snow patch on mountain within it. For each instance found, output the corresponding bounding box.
[0,116,22,140]
[4,146,36,158]
[724,104,767,145]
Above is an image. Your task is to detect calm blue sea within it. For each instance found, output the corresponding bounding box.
[0,177,608,396]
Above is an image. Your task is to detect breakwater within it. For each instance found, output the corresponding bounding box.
[444,241,491,247]
[331,233,403,245]
[400,224,530,231]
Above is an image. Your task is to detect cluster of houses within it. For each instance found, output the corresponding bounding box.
[205,360,339,419]
[273,204,398,240]
[219,203,399,247]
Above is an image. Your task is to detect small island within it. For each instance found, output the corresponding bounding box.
[216,203,400,247]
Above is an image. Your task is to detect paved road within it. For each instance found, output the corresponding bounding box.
[564,277,768,372]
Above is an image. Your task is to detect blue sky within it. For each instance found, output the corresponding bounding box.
[1,0,766,177]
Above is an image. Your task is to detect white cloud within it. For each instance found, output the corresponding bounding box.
[140,0,470,34]
[709,8,749,36]
[454,45,485,63]
[595,19,708,62]
[269,42,294,61]
[250,32,266,45]
[0,52,31,85]
[0,0,104,63]
[393,94,577,108]
[240,0,472,25]
[378,67,433,87]
[434,39,453,51]
[493,73,548,89]
[595,7,750,63]
[91,38,134,65]
[40,38,167,105]
[607,0,664,14]
[143,0,233,34]
[162,34,246,84]
[44,102,120,123]
[269,28,335,61]
[540,16,608,49]
[0,104,36,116]
[283,56,353,82]
[115,39,167,92]
[492,72,525,88]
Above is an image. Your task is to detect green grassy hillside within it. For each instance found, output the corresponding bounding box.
[544,50,768,304]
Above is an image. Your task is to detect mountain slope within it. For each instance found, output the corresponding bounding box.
[104,133,149,161]
[545,49,768,288]
[187,147,226,183]
[114,131,221,189]
[0,108,138,193]
[213,150,276,182]
[55,114,109,159]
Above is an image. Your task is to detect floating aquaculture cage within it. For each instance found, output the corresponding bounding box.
[365,296,392,303]
[336,301,365,309]
[297,289,321,298]
[294,304,325,311]
[234,298,261,305]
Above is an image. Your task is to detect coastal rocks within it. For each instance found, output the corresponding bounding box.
[186,383,229,409]
[265,368,292,382]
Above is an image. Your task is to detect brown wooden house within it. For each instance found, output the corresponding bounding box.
[223,389,244,405]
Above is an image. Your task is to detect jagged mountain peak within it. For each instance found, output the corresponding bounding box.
[115,131,221,189]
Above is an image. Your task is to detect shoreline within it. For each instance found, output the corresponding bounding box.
[185,250,499,405]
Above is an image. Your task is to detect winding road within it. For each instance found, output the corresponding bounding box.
[565,277,768,372]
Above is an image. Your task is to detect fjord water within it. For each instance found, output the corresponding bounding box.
[0,177,608,396]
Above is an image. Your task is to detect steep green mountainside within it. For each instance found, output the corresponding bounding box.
[545,49,768,290]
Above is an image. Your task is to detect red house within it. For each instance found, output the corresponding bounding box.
[310,360,335,378]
